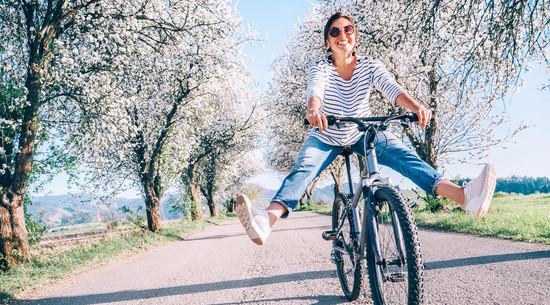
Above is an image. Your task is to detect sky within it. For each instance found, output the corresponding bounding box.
[36,0,550,196]
[236,0,550,190]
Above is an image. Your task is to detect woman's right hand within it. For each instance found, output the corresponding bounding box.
[306,96,328,132]
[307,111,328,132]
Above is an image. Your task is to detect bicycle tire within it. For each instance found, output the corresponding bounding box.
[332,193,366,301]
[365,185,424,305]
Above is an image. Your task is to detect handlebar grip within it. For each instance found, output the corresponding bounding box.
[303,115,338,126]
[409,113,419,122]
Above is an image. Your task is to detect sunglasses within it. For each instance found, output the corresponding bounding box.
[329,25,355,38]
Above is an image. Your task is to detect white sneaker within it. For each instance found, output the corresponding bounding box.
[236,194,271,245]
[463,164,496,218]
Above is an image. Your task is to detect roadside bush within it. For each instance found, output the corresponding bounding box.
[493,191,509,198]
[118,205,147,230]
[423,195,455,213]
[24,197,47,246]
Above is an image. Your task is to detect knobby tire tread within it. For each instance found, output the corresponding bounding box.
[332,193,366,301]
[366,185,424,305]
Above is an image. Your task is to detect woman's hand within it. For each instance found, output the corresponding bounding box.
[395,92,431,129]
[414,106,431,129]
[307,111,328,132]
[306,96,328,131]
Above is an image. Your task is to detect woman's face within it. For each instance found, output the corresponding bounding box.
[326,18,357,56]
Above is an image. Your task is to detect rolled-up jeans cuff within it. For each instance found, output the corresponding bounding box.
[431,175,446,198]
[271,199,292,219]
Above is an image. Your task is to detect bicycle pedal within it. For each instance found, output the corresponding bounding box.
[389,273,406,282]
[322,230,337,241]
[407,199,419,209]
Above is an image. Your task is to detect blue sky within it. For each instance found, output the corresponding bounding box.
[237,0,550,189]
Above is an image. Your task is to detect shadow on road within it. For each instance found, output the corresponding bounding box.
[425,250,550,270]
[15,270,339,305]
[213,294,349,305]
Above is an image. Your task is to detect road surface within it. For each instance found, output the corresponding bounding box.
[15,212,550,305]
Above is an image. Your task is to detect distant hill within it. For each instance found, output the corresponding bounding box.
[27,184,347,228]
[28,194,179,228]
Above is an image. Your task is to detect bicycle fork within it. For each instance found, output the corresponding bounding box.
[363,191,408,282]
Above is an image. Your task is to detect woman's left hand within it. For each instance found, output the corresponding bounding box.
[395,92,432,129]
[414,106,431,129]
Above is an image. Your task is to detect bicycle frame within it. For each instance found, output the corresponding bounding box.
[324,112,421,302]
[337,127,406,267]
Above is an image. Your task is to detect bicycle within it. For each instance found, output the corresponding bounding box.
[308,113,424,304]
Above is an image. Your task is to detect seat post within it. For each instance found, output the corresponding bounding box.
[342,147,354,195]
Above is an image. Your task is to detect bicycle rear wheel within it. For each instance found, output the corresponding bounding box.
[332,193,365,301]
[366,185,424,305]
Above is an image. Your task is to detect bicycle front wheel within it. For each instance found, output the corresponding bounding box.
[332,193,365,301]
[366,185,424,305]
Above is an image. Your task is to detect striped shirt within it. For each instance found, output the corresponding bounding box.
[307,56,405,146]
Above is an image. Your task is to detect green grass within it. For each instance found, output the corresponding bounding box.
[0,215,234,303]
[413,192,550,244]
[295,202,332,215]
[298,192,550,244]
[44,222,109,237]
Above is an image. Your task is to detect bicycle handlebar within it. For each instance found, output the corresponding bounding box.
[303,112,419,127]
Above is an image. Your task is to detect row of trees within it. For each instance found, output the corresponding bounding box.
[495,177,550,195]
[471,176,550,195]
[1,0,548,272]
[266,0,549,199]
[1,0,264,270]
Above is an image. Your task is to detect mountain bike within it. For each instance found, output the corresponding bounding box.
[313,113,424,304]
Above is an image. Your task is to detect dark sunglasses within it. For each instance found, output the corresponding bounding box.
[329,25,354,38]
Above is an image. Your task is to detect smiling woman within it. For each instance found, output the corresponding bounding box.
[235,12,497,254]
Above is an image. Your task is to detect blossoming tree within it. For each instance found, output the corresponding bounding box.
[0,0,109,270]
[60,0,257,227]
[267,0,548,196]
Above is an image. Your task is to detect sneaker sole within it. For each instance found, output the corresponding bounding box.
[477,164,496,218]
[236,195,264,245]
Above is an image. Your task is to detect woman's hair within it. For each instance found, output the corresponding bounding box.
[323,12,357,53]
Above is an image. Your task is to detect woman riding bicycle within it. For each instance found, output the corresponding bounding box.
[236,12,496,246]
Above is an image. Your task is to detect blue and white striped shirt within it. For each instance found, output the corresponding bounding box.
[307,56,404,146]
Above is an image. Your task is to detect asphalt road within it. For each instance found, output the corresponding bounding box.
[14,212,550,305]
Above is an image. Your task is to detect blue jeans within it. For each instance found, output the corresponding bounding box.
[271,132,444,217]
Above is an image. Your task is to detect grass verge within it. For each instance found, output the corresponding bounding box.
[413,193,550,244]
[297,192,550,244]
[0,214,234,303]
[295,203,332,215]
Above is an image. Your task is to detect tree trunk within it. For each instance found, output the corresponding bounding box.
[303,176,320,205]
[423,70,440,169]
[186,164,203,220]
[141,172,163,231]
[409,63,440,169]
[0,59,41,269]
[0,194,31,270]
[144,191,161,232]
[201,180,218,217]
[206,191,218,217]
[329,157,345,198]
